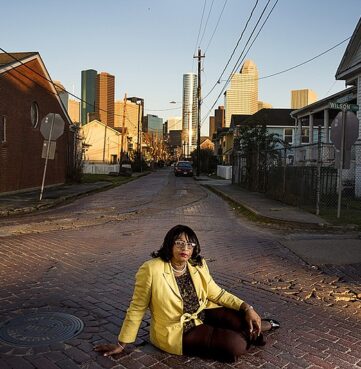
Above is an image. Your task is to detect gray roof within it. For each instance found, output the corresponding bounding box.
[241,108,294,127]
[230,114,251,128]
[0,52,38,69]
[336,17,361,81]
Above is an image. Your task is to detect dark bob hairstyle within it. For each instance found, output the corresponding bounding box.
[151,225,203,266]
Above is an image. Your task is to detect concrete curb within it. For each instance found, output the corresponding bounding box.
[203,184,358,231]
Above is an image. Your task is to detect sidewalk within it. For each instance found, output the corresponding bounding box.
[195,175,328,227]
[0,182,113,218]
[195,175,361,268]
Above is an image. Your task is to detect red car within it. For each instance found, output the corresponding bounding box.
[174,161,193,177]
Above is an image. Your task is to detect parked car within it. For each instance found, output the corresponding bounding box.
[174,161,193,177]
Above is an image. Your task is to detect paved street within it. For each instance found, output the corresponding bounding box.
[0,169,360,369]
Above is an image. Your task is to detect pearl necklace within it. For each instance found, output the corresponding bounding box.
[171,263,187,274]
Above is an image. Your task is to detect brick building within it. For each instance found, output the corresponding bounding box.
[0,52,76,194]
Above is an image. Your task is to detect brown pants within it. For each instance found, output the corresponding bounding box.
[183,307,265,362]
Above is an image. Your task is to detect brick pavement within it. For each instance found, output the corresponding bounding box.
[0,170,360,368]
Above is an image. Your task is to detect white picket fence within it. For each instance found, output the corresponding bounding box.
[83,163,119,174]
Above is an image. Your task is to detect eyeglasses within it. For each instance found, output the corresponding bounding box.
[174,240,197,249]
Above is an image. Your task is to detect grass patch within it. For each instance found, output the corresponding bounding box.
[319,207,361,229]
[81,173,134,186]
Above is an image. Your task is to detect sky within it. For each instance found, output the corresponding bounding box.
[2,0,360,135]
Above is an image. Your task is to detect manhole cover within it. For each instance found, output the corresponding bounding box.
[0,312,84,347]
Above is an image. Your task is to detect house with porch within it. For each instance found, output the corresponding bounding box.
[335,17,361,196]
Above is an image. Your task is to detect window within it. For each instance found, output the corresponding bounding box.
[284,128,293,144]
[301,128,309,144]
[0,116,6,143]
[30,101,39,128]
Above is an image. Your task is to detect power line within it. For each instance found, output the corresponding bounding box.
[202,0,260,102]
[145,106,182,112]
[258,36,351,80]
[204,0,228,53]
[192,0,207,71]
[213,36,351,85]
[198,0,215,48]
[202,3,349,125]
[201,0,275,125]
[227,0,276,81]
[0,47,142,130]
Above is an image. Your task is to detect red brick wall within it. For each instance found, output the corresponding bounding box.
[0,57,73,193]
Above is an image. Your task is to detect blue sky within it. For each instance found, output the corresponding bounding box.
[2,0,360,135]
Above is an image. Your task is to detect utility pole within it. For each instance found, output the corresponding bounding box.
[119,93,127,172]
[194,48,205,177]
[102,122,107,163]
[137,102,142,172]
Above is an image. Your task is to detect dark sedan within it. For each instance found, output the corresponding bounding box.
[174,161,193,177]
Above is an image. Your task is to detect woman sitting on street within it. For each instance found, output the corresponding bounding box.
[95,224,279,363]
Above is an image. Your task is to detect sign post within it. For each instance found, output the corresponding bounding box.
[329,102,359,218]
[336,110,346,219]
[39,113,65,201]
[40,114,55,200]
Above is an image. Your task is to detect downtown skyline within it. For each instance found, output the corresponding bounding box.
[2,0,360,135]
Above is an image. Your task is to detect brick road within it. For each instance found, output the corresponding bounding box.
[0,169,360,368]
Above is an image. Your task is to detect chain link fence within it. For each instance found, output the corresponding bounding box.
[232,142,361,223]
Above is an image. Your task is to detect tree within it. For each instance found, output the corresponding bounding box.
[235,125,284,191]
[190,148,217,174]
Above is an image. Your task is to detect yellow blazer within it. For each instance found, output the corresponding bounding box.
[118,257,244,355]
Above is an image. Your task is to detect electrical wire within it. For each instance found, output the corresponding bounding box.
[202,0,260,102]
[145,106,182,112]
[258,36,351,80]
[198,0,215,48]
[0,47,141,130]
[204,0,228,53]
[0,47,182,129]
[201,0,275,126]
[192,0,207,71]
[227,0,276,82]
[214,36,351,84]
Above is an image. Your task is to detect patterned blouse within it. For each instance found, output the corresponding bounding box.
[175,268,205,332]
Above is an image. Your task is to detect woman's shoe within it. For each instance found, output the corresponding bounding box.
[262,319,280,331]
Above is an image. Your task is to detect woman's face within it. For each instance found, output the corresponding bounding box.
[171,233,194,265]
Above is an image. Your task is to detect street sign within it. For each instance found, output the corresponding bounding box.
[39,112,64,201]
[330,111,359,150]
[41,141,56,160]
[329,102,359,112]
[40,113,65,140]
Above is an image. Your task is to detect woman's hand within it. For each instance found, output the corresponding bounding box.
[245,308,262,338]
[94,342,126,357]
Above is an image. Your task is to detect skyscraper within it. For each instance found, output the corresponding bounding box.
[53,80,68,110]
[209,106,225,138]
[81,69,97,125]
[291,89,317,109]
[182,73,198,156]
[166,117,182,133]
[144,114,163,135]
[68,99,80,123]
[96,72,115,127]
[225,60,258,126]
[114,99,143,149]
